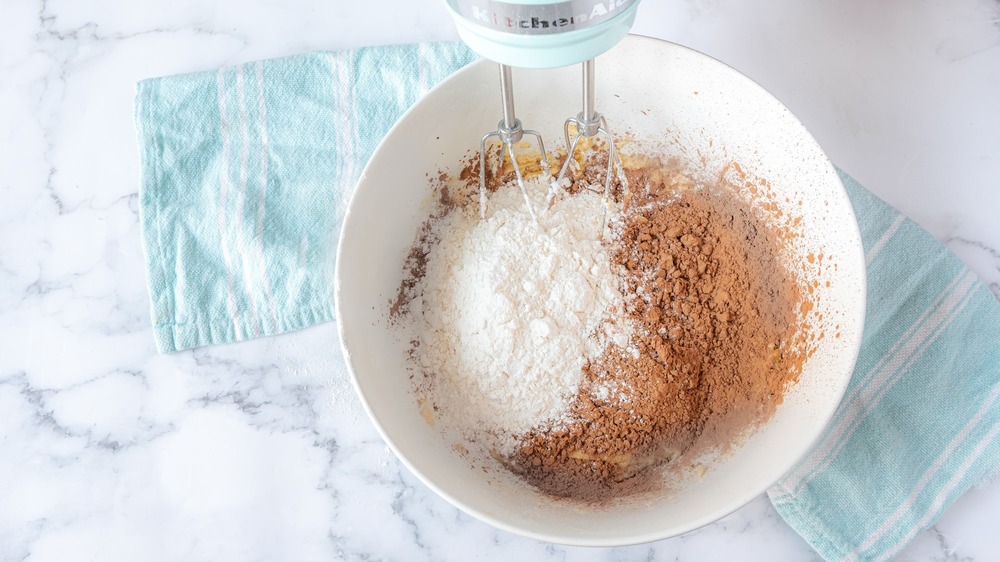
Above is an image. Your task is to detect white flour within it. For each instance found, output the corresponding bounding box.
[402,178,632,452]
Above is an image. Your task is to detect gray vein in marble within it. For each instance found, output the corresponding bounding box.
[929,525,973,562]
[184,367,326,435]
[20,0,251,232]
[946,235,1000,299]
[1,369,173,457]
[391,470,432,557]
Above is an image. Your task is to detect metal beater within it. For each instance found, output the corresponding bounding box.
[551,58,625,233]
[445,0,641,223]
[479,64,550,221]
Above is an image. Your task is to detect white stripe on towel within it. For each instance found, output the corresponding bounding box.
[215,68,242,339]
[780,271,979,494]
[255,60,279,333]
[873,416,1000,562]
[235,65,262,338]
[331,52,356,285]
[418,42,429,96]
[337,53,355,195]
[846,383,1000,561]
[865,215,906,264]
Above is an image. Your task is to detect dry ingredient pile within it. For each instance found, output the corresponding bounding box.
[391,153,809,502]
[399,179,634,443]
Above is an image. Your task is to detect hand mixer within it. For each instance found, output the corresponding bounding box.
[444,0,641,228]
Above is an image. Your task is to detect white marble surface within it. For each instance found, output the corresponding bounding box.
[1,0,999,560]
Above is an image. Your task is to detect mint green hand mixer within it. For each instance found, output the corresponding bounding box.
[445,0,641,228]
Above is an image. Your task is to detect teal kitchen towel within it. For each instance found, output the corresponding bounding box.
[134,41,1000,561]
[768,174,1000,562]
[134,43,477,353]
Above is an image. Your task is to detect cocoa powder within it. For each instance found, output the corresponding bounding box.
[506,157,808,501]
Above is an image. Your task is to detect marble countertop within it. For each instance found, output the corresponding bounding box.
[2,0,999,560]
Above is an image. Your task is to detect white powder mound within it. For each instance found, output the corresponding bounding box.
[407,178,632,449]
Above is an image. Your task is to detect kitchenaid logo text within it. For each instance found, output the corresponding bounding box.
[469,0,634,31]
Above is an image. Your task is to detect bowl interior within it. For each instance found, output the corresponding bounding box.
[336,35,865,545]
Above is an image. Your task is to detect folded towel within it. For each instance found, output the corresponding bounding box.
[133,41,1000,561]
[768,173,1000,562]
[134,43,477,353]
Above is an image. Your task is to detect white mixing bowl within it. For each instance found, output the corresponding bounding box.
[336,35,865,546]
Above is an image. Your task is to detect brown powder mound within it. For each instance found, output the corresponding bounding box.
[507,160,807,501]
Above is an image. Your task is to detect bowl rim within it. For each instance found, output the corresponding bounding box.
[334,33,867,546]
